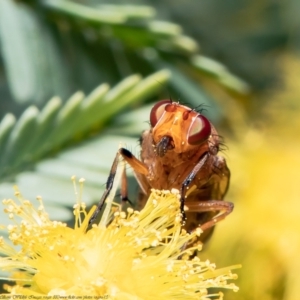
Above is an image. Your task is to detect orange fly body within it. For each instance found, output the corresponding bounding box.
[90,100,233,244]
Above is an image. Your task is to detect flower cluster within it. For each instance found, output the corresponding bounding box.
[0,186,239,299]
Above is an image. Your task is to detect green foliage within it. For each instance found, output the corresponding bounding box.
[153,0,300,89]
[0,0,248,218]
[0,71,170,179]
[1,0,299,299]
[0,0,251,296]
[0,0,248,108]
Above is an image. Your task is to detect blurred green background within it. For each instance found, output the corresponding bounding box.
[0,0,299,299]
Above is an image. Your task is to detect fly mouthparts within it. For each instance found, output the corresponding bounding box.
[156,136,174,157]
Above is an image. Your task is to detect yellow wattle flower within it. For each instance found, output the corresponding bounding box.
[0,185,239,299]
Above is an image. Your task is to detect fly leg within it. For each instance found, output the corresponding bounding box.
[180,153,232,229]
[120,167,132,209]
[89,148,148,225]
[179,153,209,223]
[89,150,120,225]
[186,200,234,231]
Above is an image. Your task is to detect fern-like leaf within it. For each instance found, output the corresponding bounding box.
[0,70,170,180]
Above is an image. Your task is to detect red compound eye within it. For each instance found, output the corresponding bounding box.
[150,100,176,127]
[187,115,211,145]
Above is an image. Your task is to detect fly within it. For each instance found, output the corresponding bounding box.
[89,99,233,243]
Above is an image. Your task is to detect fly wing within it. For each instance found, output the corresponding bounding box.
[184,155,230,243]
[191,155,230,201]
[209,155,230,200]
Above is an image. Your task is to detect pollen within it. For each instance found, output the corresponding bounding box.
[152,199,158,206]
[127,207,134,214]
[0,188,240,299]
[195,227,203,236]
[119,211,126,219]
